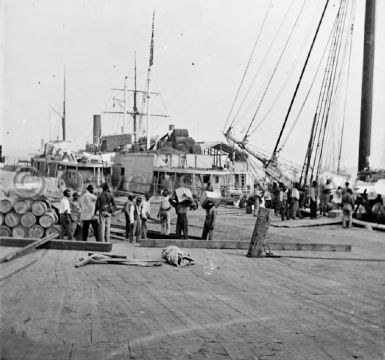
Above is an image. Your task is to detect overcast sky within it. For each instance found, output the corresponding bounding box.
[1,0,384,170]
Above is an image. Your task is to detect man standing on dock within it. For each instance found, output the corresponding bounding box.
[124,193,134,241]
[202,200,216,240]
[59,189,73,240]
[158,189,172,235]
[132,196,143,243]
[170,191,192,239]
[342,188,354,228]
[96,184,116,242]
[70,192,82,240]
[80,184,99,242]
[290,183,300,220]
[310,180,318,219]
[141,192,151,240]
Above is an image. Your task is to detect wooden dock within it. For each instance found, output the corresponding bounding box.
[1,225,384,359]
[1,205,384,359]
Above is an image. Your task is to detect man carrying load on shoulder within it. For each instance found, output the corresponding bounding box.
[169,190,193,239]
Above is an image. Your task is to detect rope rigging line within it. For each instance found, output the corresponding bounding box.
[271,0,330,159]
[244,0,307,139]
[338,0,356,173]
[303,0,350,185]
[223,0,273,134]
[250,2,329,135]
[228,0,295,135]
[312,0,350,181]
[223,0,273,132]
[279,24,333,152]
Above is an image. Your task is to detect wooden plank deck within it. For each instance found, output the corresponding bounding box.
[1,204,384,359]
[1,224,384,360]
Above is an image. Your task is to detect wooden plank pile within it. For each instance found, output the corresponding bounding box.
[0,196,61,239]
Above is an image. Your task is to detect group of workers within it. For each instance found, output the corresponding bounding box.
[123,192,151,242]
[240,179,384,228]
[59,184,218,242]
[123,189,217,241]
[59,183,116,241]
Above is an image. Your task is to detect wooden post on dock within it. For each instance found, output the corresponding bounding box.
[247,207,271,257]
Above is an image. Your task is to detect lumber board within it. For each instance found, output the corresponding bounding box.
[352,218,385,231]
[270,218,341,228]
[0,233,58,263]
[0,237,112,252]
[140,239,351,251]
[372,223,385,232]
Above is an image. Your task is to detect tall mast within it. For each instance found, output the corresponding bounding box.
[133,53,137,142]
[123,76,128,133]
[146,12,155,150]
[62,68,66,141]
[358,0,376,172]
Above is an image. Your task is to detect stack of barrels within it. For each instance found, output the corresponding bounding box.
[0,195,61,239]
[156,129,202,154]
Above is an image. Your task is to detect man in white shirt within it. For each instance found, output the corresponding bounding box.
[80,184,99,241]
[141,193,151,239]
[290,183,300,220]
[59,189,73,240]
[158,189,171,235]
[124,193,135,242]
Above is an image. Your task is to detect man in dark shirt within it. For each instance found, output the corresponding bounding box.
[202,200,217,240]
[95,183,116,242]
[169,191,192,239]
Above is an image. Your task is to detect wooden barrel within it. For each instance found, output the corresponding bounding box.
[14,199,32,214]
[12,225,28,238]
[5,211,21,227]
[7,189,19,199]
[31,201,48,216]
[29,225,44,239]
[0,197,15,214]
[0,225,11,237]
[20,212,37,228]
[39,211,58,228]
[0,213,3,226]
[45,225,61,238]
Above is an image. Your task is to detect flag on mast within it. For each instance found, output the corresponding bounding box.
[149,12,155,67]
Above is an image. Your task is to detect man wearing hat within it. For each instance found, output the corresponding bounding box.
[202,200,217,240]
[158,189,172,235]
[80,184,99,241]
[59,189,73,240]
[95,183,116,242]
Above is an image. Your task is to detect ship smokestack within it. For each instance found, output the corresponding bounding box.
[93,115,101,146]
